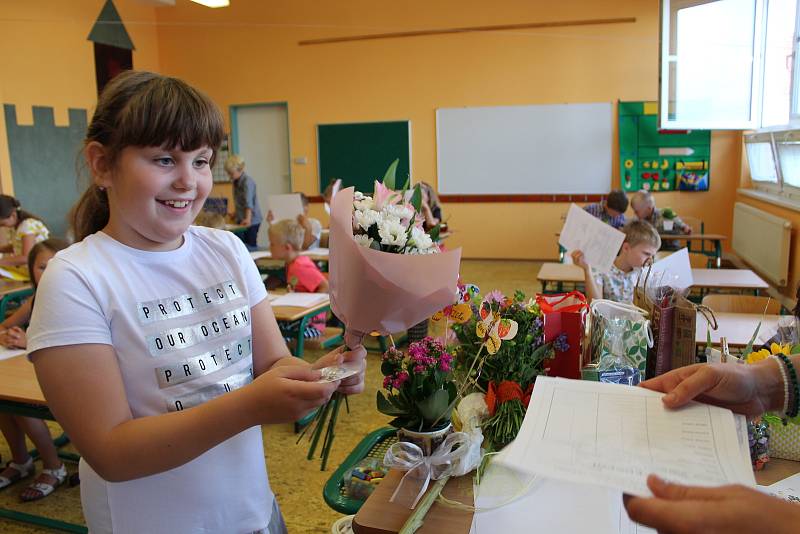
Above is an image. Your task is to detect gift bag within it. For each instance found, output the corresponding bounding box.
[587,300,652,379]
[635,262,702,379]
[768,421,800,461]
[536,292,588,379]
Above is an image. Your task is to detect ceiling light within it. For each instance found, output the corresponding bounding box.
[189,0,229,7]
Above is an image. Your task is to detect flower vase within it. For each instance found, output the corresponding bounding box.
[748,418,770,471]
[663,219,675,232]
[397,422,453,456]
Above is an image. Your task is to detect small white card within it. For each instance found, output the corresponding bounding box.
[559,204,626,273]
[316,362,360,383]
[266,194,304,223]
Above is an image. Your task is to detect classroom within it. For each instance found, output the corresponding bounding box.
[1,0,800,533]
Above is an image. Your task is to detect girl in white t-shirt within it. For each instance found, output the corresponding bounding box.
[26,71,366,534]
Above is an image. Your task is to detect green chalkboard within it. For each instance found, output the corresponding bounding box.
[318,121,410,194]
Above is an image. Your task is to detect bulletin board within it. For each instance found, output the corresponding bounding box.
[318,121,410,194]
[619,101,711,192]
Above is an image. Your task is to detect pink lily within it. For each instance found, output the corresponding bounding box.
[373,180,401,211]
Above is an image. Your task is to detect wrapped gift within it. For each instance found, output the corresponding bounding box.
[769,421,800,462]
[536,292,588,379]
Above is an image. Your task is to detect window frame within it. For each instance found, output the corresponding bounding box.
[743,127,800,201]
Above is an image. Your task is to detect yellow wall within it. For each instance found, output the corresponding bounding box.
[153,0,742,259]
[0,0,161,194]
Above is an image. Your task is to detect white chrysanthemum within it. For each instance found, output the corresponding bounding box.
[378,219,407,247]
[409,226,433,251]
[353,234,374,248]
[354,191,367,201]
[353,209,380,232]
[383,204,414,222]
[354,196,375,212]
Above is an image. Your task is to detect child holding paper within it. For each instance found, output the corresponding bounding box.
[269,219,328,337]
[571,220,660,304]
[297,193,323,250]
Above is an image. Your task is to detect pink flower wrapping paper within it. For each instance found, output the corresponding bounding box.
[328,187,462,342]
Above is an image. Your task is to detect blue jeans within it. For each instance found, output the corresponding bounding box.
[243,223,261,249]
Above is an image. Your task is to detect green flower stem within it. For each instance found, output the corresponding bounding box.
[398,476,450,534]
[307,396,334,461]
[320,393,343,471]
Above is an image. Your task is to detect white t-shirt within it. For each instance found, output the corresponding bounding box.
[28,226,273,534]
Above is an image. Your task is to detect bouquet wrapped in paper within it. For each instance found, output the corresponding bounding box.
[301,183,461,469]
[329,186,461,347]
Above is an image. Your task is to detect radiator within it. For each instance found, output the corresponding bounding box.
[732,202,792,286]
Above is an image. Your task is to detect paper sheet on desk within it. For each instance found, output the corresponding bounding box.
[495,377,755,497]
[559,204,625,273]
[266,194,304,223]
[470,450,656,534]
[270,292,328,307]
[650,248,693,289]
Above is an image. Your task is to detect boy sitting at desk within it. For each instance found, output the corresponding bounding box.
[268,219,328,338]
[583,189,628,229]
[571,220,661,304]
[266,193,323,251]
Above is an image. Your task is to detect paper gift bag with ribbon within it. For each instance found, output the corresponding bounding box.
[536,291,588,379]
[635,264,705,379]
[587,299,652,380]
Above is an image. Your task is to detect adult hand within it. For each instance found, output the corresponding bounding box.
[639,361,780,416]
[683,225,693,235]
[570,250,590,271]
[625,475,800,534]
[242,217,252,227]
[246,364,338,424]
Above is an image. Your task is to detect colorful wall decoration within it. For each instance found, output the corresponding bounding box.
[619,101,711,193]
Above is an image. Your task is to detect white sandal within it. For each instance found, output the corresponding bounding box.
[21,463,67,502]
[0,457,34,490]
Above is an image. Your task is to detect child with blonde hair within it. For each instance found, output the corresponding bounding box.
[572,220,661,304]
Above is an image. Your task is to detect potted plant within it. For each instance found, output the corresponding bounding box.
[377,337,457,455]
[662,207,677,232]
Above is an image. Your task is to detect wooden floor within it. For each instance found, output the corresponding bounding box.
[0,259,543,533]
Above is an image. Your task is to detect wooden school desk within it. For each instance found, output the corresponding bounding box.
[537,263,767,295]
[658,233,727,268]
[224,223,248,238]
[0,355,86,533]
[696,312,782,348]
[270,293,332,357]
[691,268,768,295]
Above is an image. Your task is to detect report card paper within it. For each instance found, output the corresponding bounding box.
[497,377,755,497]
[559,204,625,273]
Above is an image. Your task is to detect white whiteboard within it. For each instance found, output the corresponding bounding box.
[436,103,612,194]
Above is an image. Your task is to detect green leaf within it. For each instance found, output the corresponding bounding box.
[411,184,423,212]
[792,344,800,355]
[376,391,406,417]
[382,159,400,190]
[418,389,451,425]
[401,176,411,192]
[742,321,762,357]
[429,223,441,242]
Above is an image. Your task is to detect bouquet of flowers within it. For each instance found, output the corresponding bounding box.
[377,337,456,431]
[449,288,557,452]
[300,164,461,470]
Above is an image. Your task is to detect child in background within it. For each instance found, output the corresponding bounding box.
[418,182,443,232]
[630,190,691,235]
[27,71,363,533]
[297,193,323,250]
[269,219,328,338]
[0,195,50,274]
[583,190,628,229]
[193,210,226,229]
[571,220,661,304]
[0,239,68,502]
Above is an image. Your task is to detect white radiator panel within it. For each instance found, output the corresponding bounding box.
[732,202,792,286]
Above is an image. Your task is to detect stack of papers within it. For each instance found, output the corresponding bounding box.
[269,292,329,307]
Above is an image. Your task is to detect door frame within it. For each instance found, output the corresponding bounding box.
[229,102,292,189]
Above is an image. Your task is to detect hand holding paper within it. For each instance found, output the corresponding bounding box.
[559,204,625,273]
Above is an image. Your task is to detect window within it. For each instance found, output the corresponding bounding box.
[775,130,800,186]
[661,0,798,129]
[745,133,779,182]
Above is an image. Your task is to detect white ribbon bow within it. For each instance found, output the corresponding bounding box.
[383,431,475,509]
